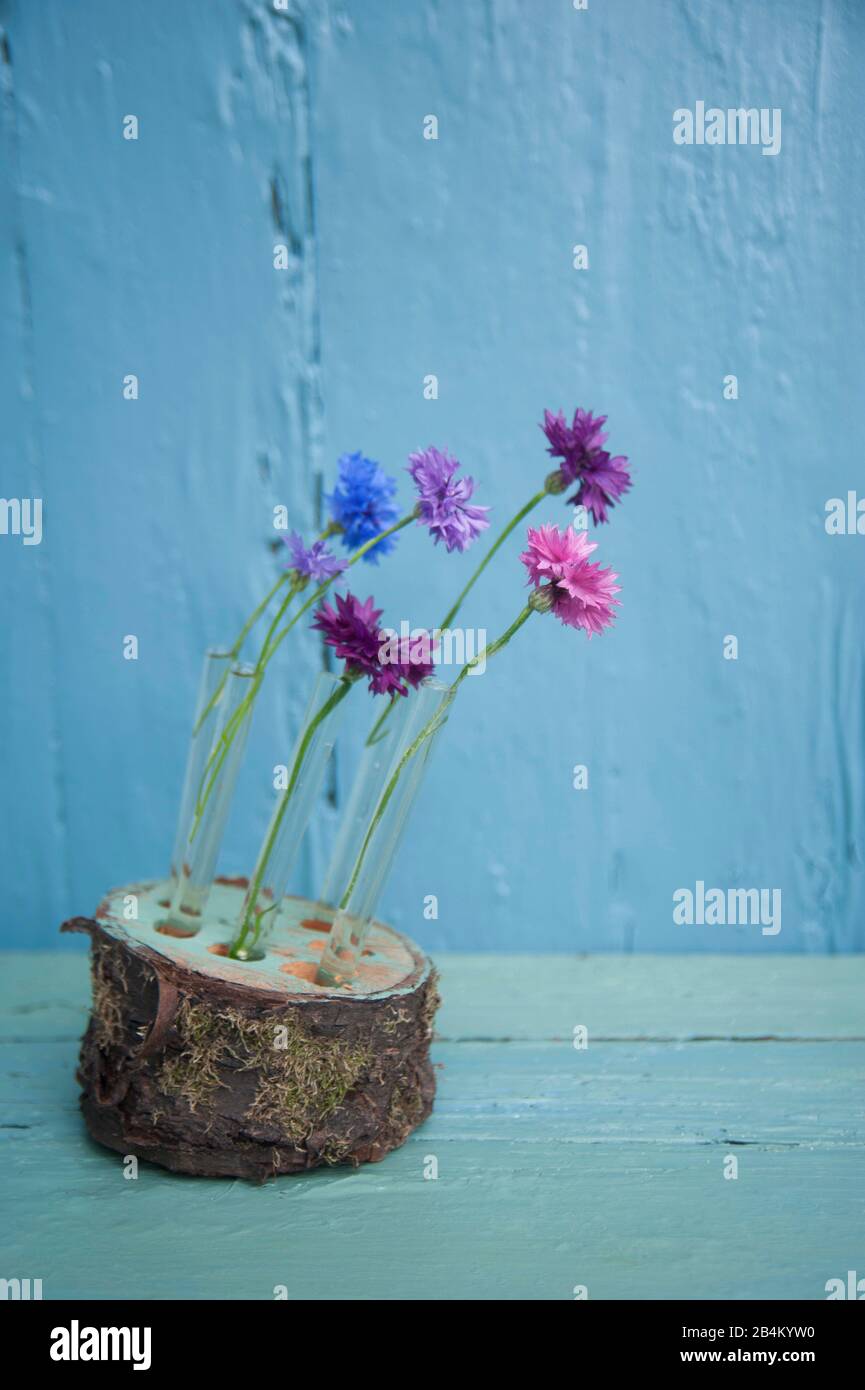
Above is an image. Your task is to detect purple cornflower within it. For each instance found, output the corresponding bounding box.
[327,452,400,562]
[281,532,348,584]
[540,408,631,524]
[312,592,435,697]
[407,446,490,553]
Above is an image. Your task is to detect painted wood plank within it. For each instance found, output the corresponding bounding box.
[4,1038,863,1149]
[2,1040,862,1301]
[0,953,91,1041]
[4,1140,862,1302]
[2,952,863,1041]
[2,951,862,1300]
[431,1040,865,1148]
[434,954,865,1041]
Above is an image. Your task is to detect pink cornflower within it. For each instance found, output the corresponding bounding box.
[520,523,620,638]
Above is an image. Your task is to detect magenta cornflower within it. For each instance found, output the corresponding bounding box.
[377,628,438,688]
[520,523,620,638]
[281,532,348,584]
[312,592,435,696]
[540,408,631,524]
[408,446,490,553]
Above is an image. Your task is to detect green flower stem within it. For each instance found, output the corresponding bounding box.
[191,590,323,835]
[191,671,262,831]
[338,603,534,912]
[190,512,415,840]
[439,489,547,631]
[253,574,304,672]
[192,521,342,737]
[238,571,291,653]
[250,511,415,676]
[450,603,533,689]
[192,572,291,737]
[365,692,399,747]
[364,488,548,748]
[228,676,355,959]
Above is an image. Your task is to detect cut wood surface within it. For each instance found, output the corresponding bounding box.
[2,953,863,1300]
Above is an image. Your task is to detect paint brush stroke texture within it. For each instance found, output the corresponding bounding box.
[0,0,863,951]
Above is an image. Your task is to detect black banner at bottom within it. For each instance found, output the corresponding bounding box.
[6,1297,861,1374]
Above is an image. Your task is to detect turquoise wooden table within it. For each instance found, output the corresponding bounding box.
[3,952,863,1301]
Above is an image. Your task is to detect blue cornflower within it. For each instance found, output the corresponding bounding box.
[327,452,400,563]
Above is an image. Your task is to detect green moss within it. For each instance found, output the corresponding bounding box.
[421,970,441,1041]
[156,998,373,1141]
[385,1080,425,1141]
[157,1000,223,1112]
[89,943,127,1052]
[319,1136,356,1166]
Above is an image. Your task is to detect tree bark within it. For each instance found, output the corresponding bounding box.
[62,916,439,1180]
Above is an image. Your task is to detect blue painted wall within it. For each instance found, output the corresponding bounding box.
[1,0,863,952]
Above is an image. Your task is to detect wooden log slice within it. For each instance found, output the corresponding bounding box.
[61,880,439,1180]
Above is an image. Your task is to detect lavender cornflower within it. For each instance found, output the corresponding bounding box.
[281,532,348,585]
[408,446,490,553]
